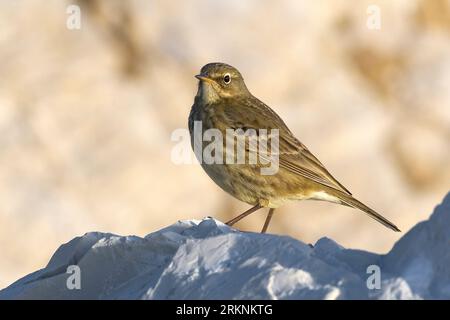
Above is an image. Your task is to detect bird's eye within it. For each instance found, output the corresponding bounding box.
[223,73,231,84]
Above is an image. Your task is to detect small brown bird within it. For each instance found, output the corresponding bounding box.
[189,62,400,233]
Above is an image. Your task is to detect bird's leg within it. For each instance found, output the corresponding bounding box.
[261,208,275,233]
[225,204,262,226]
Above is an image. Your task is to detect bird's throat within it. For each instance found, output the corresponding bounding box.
[197,82,220,104]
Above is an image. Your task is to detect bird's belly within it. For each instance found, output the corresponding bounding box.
[199,163,262,205]
[199,163,316,208]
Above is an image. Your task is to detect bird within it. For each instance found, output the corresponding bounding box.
[188,62,400,233]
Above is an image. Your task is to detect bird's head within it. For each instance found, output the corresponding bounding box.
[195,63,249,103]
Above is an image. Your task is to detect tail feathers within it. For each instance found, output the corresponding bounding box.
[334,192,401,232]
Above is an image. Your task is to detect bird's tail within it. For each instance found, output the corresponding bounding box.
[332,192,401,232]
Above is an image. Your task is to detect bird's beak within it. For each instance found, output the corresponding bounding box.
[195,74,214,84]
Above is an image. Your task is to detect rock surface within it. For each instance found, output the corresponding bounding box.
[1,193,449,300]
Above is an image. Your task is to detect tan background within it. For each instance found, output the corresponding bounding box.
[0,0,449,288]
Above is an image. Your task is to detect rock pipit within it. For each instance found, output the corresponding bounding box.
[189,62,400,233]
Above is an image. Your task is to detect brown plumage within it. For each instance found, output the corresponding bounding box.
[189,62,400,233]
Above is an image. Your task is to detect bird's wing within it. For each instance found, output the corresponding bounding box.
[277,134,352,195]
[223,97,352,195]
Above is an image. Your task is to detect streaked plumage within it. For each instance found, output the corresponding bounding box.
[189,62,400,232]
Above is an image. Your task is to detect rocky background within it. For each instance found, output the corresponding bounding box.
[2,193,449,299]
[0,0,449,288]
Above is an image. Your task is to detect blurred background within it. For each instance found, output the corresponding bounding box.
[0,0,449,288]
